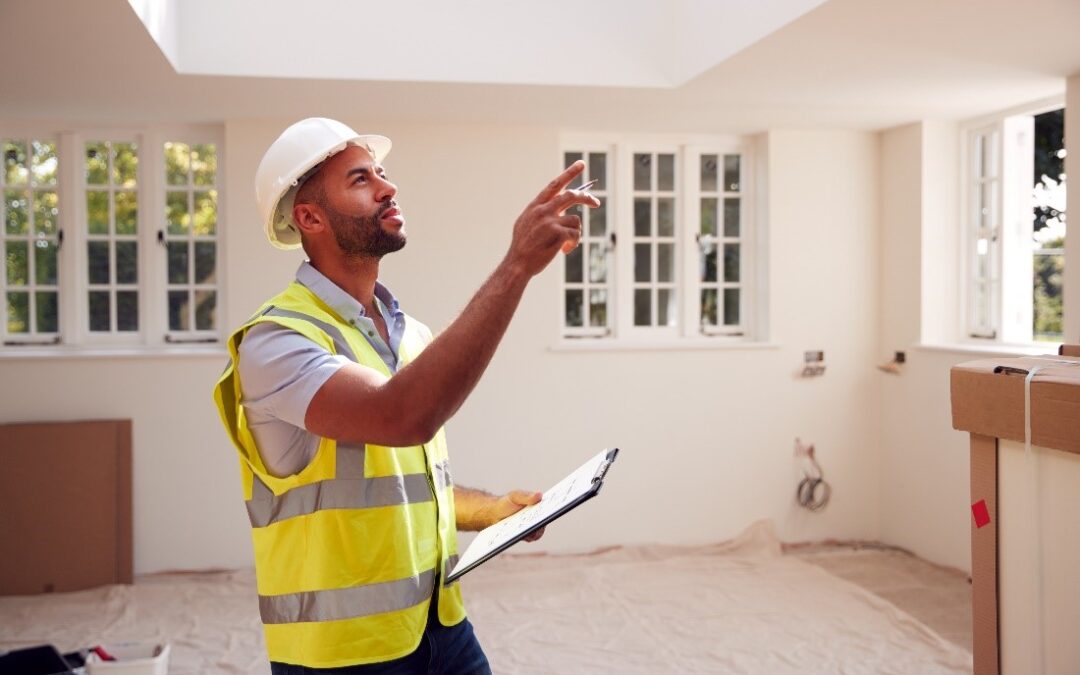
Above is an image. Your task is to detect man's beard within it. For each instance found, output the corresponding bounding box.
[325,201,407,258]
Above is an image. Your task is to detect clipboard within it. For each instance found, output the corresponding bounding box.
[445,448,619,584]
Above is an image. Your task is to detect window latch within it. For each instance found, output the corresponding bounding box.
[56,229,64,251]
[157,230,168,249]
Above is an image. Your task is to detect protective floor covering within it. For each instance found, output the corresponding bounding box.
[0,521,972,674]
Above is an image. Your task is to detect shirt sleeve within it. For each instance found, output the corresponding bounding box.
[237,321,351,429]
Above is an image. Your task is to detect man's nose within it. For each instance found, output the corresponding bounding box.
[376,176,397,201]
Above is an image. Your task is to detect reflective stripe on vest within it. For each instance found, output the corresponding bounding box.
[246,444,455,529]
[259,552,462,624]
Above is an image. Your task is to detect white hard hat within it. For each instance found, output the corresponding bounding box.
[255,118,392,250]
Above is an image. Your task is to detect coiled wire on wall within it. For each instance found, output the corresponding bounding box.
[795,439,831,511]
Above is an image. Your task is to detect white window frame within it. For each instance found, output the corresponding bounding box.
[1,134,62,346]
[959,97,1063,346]
[0,121,225,355]
[559,133,759,347]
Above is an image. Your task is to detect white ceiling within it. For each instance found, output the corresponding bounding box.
[1,0,1078,132]
[128,0,827,88]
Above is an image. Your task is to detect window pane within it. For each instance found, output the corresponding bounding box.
[169,290,190,330]
[116,290,138,331]
[165,142,190,185]
[87,190,109,235]
[657,198,674,237]
[33,190,58,235]
[115,241,138,284]
[89,290,110,331]
[724,243,741,282]
[168,242,189,284]
[564,152,583,189]
[1033,252,1064,340]
[588,243,606,283]
[658,154,674,191]
[5,189,29,235]
[658,243,674,282]
[703,249,717,282]
[978,134,990,179]
[700,198,717,236]
[5,240,27,285]
[633,288,651,326]
[195,290,216,330]
[974,282,988,329]
[166,191,189,235]
[3,140,29,185]
[564,243,583,283]
[634,198,651,236]
[88,241,110,284]
[658,288,675,326]
[979,183,992,229]
[35,291,57,332]
[192,144,217,186]
[195,241,216,284]
[589,289,607,328]
[112,142,138,188]
[634,154,651,191]
[6,291,28,332]
[724,155,740,192]
[193,190,217,236]
[588,196,606,237]
[115,191,138,235]
[565,289,583,327]
[724,198,740,237]
[85,142,109,185]
[724,288,741,326]
[31,142,58,185]
[34,240,57,285]
[634,243,651,283]
[700,154,718,193]
[701,289,718,327]
[976,240,989,280]
[588,153,606,191]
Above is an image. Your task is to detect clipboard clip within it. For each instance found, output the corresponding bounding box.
[593,448,620,483]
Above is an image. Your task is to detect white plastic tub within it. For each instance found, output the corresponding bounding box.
[85,643,170,675]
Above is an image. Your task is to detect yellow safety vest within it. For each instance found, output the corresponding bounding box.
[213,281,466,669]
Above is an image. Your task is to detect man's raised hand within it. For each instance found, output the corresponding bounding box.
[507,160,601,278]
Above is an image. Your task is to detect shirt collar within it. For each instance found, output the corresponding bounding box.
[296,260,403,323]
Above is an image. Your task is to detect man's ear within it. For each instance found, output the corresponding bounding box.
[292,202,325,236]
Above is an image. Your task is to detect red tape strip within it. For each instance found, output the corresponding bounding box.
[971,499,990,529]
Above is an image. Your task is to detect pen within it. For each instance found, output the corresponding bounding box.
[575,178,599,193]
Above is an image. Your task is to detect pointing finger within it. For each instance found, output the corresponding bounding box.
[532,160,586,207]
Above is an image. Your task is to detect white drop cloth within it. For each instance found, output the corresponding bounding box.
[0,521,972,674]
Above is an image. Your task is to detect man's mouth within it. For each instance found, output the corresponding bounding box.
[379,203,402,221]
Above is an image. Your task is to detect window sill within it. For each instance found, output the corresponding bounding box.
[0,345,228,360]
[549,338,780,353]
[914,341,1063,358]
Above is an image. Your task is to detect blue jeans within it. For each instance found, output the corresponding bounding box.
[269,602,491,675]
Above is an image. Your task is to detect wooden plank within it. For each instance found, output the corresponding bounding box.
[970,433,999,675]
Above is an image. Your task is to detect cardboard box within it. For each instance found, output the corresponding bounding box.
[0,420,133,595]
[951,346,1080,674]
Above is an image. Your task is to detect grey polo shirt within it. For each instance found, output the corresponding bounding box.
[238,261,424,478]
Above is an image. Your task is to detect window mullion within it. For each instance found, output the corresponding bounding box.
[142,130,167,345]
[58,132,83,345]
[681,147,701,337]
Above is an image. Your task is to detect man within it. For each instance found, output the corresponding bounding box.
[212,117,599,674]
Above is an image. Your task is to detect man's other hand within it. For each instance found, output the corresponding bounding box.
[486,490,546,542]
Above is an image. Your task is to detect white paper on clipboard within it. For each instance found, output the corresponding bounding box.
[445,448,619,583]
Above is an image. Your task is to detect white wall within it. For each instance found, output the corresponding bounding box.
[0,120,883,573]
